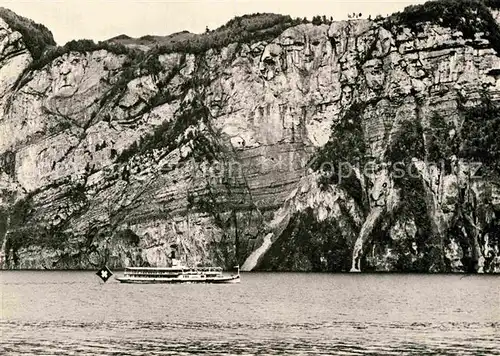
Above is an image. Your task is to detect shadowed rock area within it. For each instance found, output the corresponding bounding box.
[0,1,499,272]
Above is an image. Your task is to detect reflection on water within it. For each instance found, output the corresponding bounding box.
[1,272,499,355]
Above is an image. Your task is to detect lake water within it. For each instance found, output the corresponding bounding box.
[1,272,499,355]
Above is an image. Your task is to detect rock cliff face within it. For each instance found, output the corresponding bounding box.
[0,2,499,272]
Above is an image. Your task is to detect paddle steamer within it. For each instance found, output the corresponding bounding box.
[116,251,240,284]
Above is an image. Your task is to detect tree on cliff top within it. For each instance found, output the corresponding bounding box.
[391,0,500,53]
[151,13,303,55]
[0,7,56,60]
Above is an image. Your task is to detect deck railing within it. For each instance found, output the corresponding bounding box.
[125,266,223,273]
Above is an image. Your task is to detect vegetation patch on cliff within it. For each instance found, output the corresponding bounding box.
[0,7,56,60]
[426,113,456,173]
[386,120,425,165]
[314,103,367,168]
[385,119,443,271]
[3,193,35,266]
[313,102,367,208]
[459,95,500,175]
[391,0,500,52]
[259,208,352,271]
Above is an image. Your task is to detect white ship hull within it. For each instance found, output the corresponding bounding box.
[116,274,240,284]
[116,265,241,284]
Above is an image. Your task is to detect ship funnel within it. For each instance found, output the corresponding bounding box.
[170,244,179,267]
[170,243,178,259]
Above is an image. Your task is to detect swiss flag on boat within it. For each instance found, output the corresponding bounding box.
[96,266,113,282]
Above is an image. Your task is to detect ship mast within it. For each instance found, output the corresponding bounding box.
[186,177,191,267]
[233,208,239,265]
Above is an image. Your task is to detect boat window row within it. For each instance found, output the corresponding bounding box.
[127,273,181,278]
[125,267,223,272]
[125,271,181,276]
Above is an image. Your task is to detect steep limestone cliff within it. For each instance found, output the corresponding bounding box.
[0,1,499,272]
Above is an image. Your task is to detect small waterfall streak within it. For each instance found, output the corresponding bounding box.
[241,233,273,271]
[350,207,383,272]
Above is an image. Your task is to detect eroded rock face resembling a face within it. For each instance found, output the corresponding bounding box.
[363,58,385,90]
[375,27,393,58]
[0,24,23,57]
[259,43,283,80]
[367,167,392,208]
[259,25,331,80]
[50,52,88,97]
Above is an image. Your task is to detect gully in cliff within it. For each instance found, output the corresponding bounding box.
[115,247,241,284]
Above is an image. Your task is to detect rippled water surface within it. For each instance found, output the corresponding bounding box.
[1,272,499,355]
